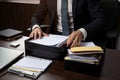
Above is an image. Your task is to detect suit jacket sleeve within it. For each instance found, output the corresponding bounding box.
[31,0,48,28]
[83,0,106,39]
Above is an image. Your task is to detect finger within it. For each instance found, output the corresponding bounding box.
[73,35,79,46]
[67,35,75,47]
[70,39,77,47]
[78,36,82,46]
[37,31,42,39]
[33,31,37,39]
[38,31,49,39]
[29,32,33,38]
[71,34,81,47]
[78,35,83,46]
[76,36,81,46]
[77,40,81,46]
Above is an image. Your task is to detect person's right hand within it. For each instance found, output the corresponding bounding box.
[29,27,48,39]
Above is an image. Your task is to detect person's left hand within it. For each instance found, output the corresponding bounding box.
[67,30,83,48]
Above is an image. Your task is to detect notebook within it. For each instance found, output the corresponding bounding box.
[0,47,24,71]
[8,56,52,79]
[0,28,23,40]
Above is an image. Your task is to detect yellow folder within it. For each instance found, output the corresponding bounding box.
[70,46,103,53]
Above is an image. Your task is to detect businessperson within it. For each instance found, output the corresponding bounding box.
[29,0,107,48]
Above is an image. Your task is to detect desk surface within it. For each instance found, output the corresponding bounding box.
[0,0,40,4]
[0,38,120,80]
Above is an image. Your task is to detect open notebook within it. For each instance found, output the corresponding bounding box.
[8,56,52,79]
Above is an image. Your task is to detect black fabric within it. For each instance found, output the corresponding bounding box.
[31,0,107,41]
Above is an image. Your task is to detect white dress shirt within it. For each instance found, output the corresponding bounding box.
[33,0,87,40]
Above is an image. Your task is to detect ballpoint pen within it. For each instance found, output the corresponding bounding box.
[11,66,40,72]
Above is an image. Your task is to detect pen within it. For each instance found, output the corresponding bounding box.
[11,66,40,72]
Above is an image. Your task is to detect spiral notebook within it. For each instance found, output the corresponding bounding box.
[8,56,52,79]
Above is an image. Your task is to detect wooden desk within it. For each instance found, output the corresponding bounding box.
[0,0,40,4]
[0,38,120,80]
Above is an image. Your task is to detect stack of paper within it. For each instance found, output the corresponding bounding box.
[65,42,103,64]
[70,46,103,54]
[29,34,68,47]
[8,56,52,79]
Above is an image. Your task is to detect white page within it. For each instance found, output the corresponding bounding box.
[69,55,98,61]
[80,42,95,46]
[29,34,68,46]
[13,56,52,71]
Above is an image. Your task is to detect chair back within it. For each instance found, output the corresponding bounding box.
[100,0,120,31]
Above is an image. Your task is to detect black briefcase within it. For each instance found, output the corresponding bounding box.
[25,38,67,61]
[64,48,105,76]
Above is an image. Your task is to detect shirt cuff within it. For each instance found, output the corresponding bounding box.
[32,24,40,31]
[79,28,87,41]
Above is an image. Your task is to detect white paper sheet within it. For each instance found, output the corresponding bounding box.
[80,42,95,46]
[29,34,68,46]
[13,56,52,71]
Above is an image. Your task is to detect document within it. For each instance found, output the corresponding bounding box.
[70,46,103,53]
[8,56,52,79]
[68,42,103,55]
[80,42,95,46]
[65,56,99,64]
[29,34,68,47]
[65,42,103,64]
[68,49,103,55]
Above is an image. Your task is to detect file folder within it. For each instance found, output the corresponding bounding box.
[70,46,103,53]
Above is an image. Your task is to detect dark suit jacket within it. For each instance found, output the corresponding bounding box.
[31,0,107,45]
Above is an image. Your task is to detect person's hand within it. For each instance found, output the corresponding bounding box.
[67,30,83,48]
[29,27,48,39]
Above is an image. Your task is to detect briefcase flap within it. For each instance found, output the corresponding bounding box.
[25,39,67,61]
